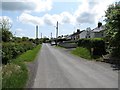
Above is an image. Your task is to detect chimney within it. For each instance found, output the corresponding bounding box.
[77,29,80,32]
[98,22,102,28]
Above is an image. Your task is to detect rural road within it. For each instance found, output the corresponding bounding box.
[32,43,118,88]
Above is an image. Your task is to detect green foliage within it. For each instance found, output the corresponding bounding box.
[2,29,13,42]
[42,37,49,43]
[77,38,106,56]
[12,37,22,43]
[22,37,29,42]
[0,17,13,42]
[105,1,120,58]
[2,45,41,88]
[16,45,41,62]
[2,42,35,64]
[2,63,28,88]
[78,38,92,49]
[71,47,91,59]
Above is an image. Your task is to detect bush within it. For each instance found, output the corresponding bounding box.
[2,42,35,64]
[112,47,120,58]
[77,38,106,56]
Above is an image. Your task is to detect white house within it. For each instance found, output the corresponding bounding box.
[90,23,105,38]
[79,22,105,39]
[80,30,87,38]
[80,27,91,39]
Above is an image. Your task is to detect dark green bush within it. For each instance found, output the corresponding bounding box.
[112,47,120,58]
[2,42,35,64]
[78,39,92,49]
[77,38,106,56]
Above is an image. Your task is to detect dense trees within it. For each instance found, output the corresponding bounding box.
[105,1,120,57]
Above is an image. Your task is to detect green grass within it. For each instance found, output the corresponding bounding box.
[71,47,91,60]
[2,45,41,88]
[14,45,41,62]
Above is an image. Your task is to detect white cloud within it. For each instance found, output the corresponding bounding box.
[43,12,75,26]
[15,28,25,37]
[18,13,44,26]
[16,28,23,32]
[18,0,117,26]
[18,12,74,26]
[16,33,25,37]
[2,2,36,12]
[20,33,25,36]
[43,14,56,26]
[76,12,96,24]
[1,0,53,13]
[74,0,117,24]
[60,12,75,24]
[34,0,52,12]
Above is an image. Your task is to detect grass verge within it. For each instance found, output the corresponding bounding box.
[2,45,41,88]
[71,47,91,60]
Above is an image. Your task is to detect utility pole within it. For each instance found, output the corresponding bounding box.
[56,21,58,38]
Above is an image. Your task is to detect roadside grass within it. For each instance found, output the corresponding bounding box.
[2,45,41,88]
[14,45,41,62]
[71,47,91,60]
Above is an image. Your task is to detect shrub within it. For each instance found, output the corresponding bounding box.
[2,42,35,64]
[112,47,120,58]
[77,38,106,56]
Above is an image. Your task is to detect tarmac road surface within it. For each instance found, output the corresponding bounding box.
[32,43,118,88]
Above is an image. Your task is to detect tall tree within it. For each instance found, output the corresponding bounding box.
[105,1,120,57]
[0,17,13,42]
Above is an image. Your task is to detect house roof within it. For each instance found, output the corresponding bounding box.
[70,31,83,36]
[92,25,105,32]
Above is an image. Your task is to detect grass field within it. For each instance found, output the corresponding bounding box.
[2,45,41,88]
[71,47,91,60]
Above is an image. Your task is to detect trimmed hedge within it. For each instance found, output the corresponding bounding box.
[2,42,35,64]
[77,38,106,56]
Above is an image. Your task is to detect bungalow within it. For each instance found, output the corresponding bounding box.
[70,29,82,40]
[80,27,91,39]
[79,22,105,39]
[90,22,105,38]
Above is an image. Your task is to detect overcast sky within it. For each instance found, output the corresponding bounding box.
[1,0,118,38]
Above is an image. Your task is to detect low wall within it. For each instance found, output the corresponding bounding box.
[58,42,77,48]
